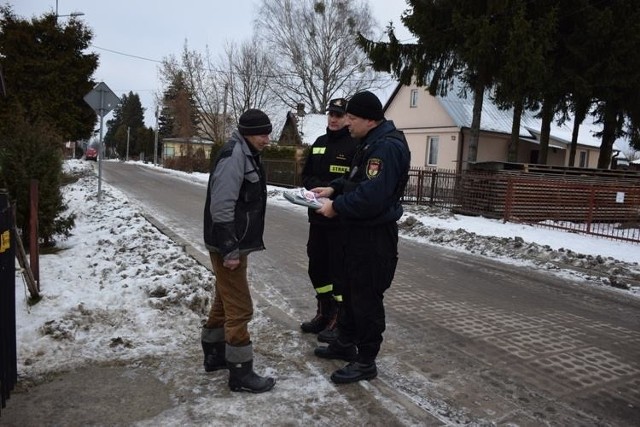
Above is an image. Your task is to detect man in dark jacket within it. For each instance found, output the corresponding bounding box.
[202,109,275,393]
[312,91,411,384]
[299,98,357,343]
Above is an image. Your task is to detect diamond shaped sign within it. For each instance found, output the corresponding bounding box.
[84,82,120,116]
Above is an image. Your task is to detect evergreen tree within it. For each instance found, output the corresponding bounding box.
[104,92,147,158]
[492,0,555,162]
[159,71,200,139]
[0,6,97,140]
[582,0,640,167]
[358,0,515,163]
[0,109,75,245]
[0,6,96,245]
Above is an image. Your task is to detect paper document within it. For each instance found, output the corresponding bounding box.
[282,188,328,209]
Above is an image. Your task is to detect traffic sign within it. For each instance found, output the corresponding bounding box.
[83,82,120,116]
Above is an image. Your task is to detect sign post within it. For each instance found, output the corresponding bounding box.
[83,82,120,201]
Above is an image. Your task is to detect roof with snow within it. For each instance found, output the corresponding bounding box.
[437,88,629,152]
[297,114,327,145]
[385,82,632,156]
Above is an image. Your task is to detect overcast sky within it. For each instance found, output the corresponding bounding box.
[6,0,413,127]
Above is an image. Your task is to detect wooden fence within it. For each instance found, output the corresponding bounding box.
[263,160,640,243]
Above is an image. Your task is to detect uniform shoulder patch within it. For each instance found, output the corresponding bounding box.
[366,158,382,179]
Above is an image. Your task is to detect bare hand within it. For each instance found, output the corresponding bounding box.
[223,259,240,270]
[311,186,334,198]
[317,199,337,218]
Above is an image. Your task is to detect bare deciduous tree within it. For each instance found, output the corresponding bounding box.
[256,0,382,113]
[220,38,279,126]
[159,43,226,142]
[159,39,279,142]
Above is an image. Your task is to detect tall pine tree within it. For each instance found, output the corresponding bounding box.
[0,6,97,245]
[104,92,149,158]
[159,71,200,140]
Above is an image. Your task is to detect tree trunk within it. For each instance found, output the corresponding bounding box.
[508,100,523,162]
[538,99,553,164]
[467,82,485,163]
[569,103,588,167]
[597,102,617,169]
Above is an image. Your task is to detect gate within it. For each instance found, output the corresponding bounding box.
[0,190,17,413]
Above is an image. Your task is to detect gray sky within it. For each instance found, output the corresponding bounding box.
[6,0,413,127]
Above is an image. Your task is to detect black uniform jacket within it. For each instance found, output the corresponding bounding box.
[301,126,357,226]
[331,120,411,227]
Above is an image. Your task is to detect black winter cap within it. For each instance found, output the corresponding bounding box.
[238,109,272,136]
[346,91,383,121]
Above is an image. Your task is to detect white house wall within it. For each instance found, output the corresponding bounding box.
[384,83,623,170]
[385,85,461,168]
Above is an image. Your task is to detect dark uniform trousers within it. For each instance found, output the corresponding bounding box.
[338,221,399,363]
[307,224,345,299]
[205,252,253,346]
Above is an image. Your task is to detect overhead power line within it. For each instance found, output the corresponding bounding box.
[91,45,162,63]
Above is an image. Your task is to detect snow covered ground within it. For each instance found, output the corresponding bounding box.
[9,159,640,425]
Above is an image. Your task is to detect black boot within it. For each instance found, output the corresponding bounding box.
[202,341,227,372]
[317,302,340,343]
[330,361,377,384]
[314,339,357,362]
[301,296,334,334]
[201,327,227,372]
[227,343,275,393]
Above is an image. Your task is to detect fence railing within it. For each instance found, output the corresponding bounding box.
[402,167,462,209]
[262,159,303,188]
[262,160,640,243]
[457,172,640,243]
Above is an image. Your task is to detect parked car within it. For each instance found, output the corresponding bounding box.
[85,146,98,161]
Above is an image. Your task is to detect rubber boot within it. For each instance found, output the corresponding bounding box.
[317,301,340,343]
[226,343,275,393]
[300,296,334,334]
[201,327,227,372]
[202,341,227,372]
[314,338,357,362]
[331,361,378,384]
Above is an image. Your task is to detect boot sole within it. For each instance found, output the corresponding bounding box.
[300,325,326,334]
[204,364,228,372]
[229,380,276,393]
[330,371,377,384]
[314,352,356,362]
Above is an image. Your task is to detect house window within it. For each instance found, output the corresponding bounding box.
[427,136,439,166]
[165,146,175,158]
[410,89,418,108]
[578,151,588,168]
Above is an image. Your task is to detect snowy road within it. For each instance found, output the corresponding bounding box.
[99,160,640,426]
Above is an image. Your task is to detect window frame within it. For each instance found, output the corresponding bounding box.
[410,89,418,108]
[578,150,588,168]
[426,135,439,166]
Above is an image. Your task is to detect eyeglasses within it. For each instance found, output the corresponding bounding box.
[328,111,345,118]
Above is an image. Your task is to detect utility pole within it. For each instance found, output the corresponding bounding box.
[154,108,159,165]
[125,126,130,162]
[223,83,229,141]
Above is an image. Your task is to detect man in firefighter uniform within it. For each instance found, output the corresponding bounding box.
[312,91,411,384]
[299,98,357,343]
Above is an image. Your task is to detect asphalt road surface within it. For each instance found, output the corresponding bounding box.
[84,161,640,424]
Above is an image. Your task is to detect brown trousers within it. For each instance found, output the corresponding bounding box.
[204,252,253,346]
